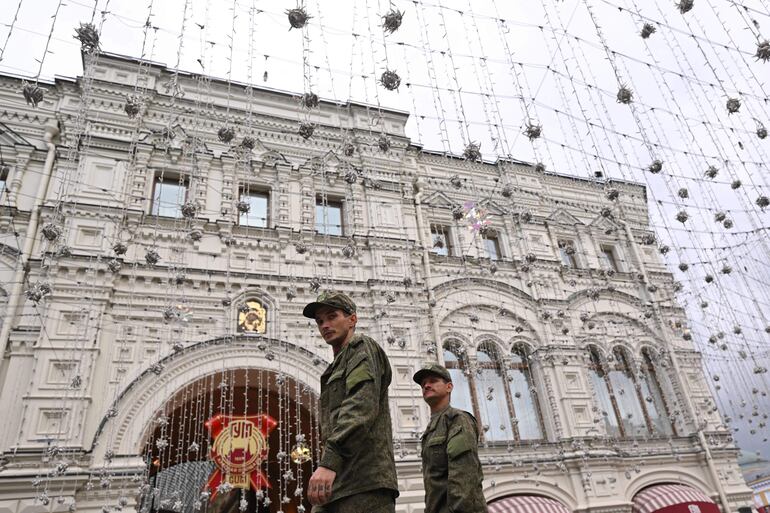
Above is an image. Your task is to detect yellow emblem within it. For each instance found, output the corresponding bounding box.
[238,300,266,333]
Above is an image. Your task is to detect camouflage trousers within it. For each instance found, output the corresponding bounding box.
[312,488,396,513]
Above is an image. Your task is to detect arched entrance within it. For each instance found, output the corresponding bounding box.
[632,484,719,513]
[140,368,318,513]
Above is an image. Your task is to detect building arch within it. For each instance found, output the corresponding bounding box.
[441,330,472,348]
[577,311,662,355]
[475,334,507,355]
[582,342,608,361]
[609,340,637,361]
[566,286,643,309]
[484,477,578,511]
[438,303,544,351]
[625,472,717,503]
[432,278,541,339]
[89,335,325,464]
[433,277,535,304]
[509,337,537,355]
[638,342,663,360]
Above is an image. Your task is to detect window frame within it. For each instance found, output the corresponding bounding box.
[599,244,620,272]
[482,232,502,261]
[640,348,677,436]
[588,346,668,438]
[443,343,480,424]
[557,238,579,268]
[151,174,189,218]
[508,344,547,440]
[315,197,344,236]
[608,347,654,437]
[445,341,546,443]
[430,224,453,257]
[587,346,626,437]
[238,188,270,228]
[476,343,518,441]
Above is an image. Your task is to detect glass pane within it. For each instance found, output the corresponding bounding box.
[240,193,268,227]
[443,349,458,363]
[316,203,342,236]
[477,350,494,364]
[608,371,648,437]
[600,247,618,271]
[476,367,513,441]
[447,367,474,414]
[152,179,186,217]
[508,369,543,440]
[590,371,621,437]
[559,248,577,268]
[484,237,500,260]
[0,180,5,200]
[640,371,674,436]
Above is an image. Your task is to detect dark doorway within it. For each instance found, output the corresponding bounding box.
[141,368,318,513]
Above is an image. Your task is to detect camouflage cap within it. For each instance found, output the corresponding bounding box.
[302,291,357,319]
[413,363,452,385]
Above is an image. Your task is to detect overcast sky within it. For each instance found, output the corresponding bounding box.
[1,0,769,462]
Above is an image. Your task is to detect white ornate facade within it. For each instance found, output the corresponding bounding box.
[0,53,755,513]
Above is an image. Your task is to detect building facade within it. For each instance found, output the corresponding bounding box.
[0,53,756,513]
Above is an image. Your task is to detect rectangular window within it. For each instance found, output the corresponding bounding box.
[151,176,187,217]
[483,234,501,261]
[430,225,452,256]
[239,191,269,228]
[558,239,578,268]
[316,198,343,236]
[599,245,619,271]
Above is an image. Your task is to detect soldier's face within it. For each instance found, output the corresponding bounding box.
[420,375,453,406]
[314,306,357,347]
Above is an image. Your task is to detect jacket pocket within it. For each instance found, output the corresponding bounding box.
[325,369,346,414]
[425,434,447,473]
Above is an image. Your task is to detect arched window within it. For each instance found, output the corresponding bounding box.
[587,346,668,438]
[476,344,513,441]
[607,347,649,437]
[639,348,675,436]
[443,343,474,415]
[441,340,545,443]
[587,346,622,437]
[509,345,545,440]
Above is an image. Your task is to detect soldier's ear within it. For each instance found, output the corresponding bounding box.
[446,381,454,393]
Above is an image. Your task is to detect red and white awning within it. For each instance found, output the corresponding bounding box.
[488,495,571,513]
[633,484,720,513]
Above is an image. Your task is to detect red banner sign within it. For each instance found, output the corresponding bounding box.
[205,414,277,499]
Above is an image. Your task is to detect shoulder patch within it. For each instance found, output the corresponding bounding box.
[345,352,373,392]
[446,424,475,459]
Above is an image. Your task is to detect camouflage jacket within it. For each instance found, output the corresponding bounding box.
[421,406,487,513]
[318,333,399,501]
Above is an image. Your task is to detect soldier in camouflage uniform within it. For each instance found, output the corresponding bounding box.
[303,291,398,513]
[414,364,487,513]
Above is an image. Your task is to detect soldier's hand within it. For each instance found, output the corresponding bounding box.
[308,466,336,506]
